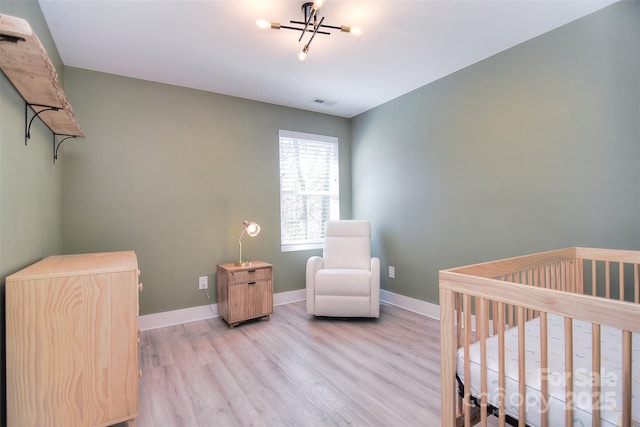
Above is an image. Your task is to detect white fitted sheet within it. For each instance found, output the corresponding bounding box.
[456,313,640,427]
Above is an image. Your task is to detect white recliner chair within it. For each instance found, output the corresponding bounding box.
[306,220,380,318]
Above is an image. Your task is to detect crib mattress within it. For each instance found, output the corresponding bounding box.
[456,313,640,427]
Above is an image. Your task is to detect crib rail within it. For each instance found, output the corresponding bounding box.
[440,247,640,427]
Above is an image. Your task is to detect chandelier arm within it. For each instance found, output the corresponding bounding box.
[304,16,324,50]
[317,23,342,31]
[298,7,317,42]
[282,24,330,35]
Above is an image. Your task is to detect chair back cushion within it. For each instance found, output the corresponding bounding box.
[323,220,371,270]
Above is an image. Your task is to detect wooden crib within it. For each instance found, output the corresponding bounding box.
[439,247,640,427]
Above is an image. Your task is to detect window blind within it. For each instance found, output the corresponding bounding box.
[279,130,339,251]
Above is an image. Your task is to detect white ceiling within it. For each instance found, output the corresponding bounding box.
[38,0,618,118]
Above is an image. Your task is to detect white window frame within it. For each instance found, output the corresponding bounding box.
[279,129,340,252]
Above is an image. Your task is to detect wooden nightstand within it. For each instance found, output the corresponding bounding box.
[216,261,273,328]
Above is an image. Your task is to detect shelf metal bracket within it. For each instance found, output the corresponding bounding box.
[53,134,78,164]
[25,102,60,145]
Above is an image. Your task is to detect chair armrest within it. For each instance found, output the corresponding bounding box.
[306,256,324,314]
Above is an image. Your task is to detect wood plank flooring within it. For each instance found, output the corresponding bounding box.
[133,301,444,427]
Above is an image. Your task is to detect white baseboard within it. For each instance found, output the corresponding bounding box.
[138,288,436,330]
[138,288,307,331]
[273,288,306,306]
[380,290,440,320]
[137,304,218,330]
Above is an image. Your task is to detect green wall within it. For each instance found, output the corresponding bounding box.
[351,0,640,304]
[61,68,352,315]
[0,1,67,422]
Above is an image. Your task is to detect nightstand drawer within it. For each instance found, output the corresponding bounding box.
[230,267,271,284]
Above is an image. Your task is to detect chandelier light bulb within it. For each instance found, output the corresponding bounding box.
[298,49,308,61]
[312,0,324,11]
[341,25,362,36]
[256,18,270,29]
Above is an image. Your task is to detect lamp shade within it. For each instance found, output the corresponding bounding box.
[244,220,261,237]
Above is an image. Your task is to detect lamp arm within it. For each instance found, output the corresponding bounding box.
[237,228,247,264]
[237,228,247,243]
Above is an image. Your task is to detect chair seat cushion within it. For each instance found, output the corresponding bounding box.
[315,269,371,297]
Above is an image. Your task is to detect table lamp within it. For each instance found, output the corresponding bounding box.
[236,220,261,267]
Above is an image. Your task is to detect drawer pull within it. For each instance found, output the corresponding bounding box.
[248,281,256,285]
[138,282,143,292]
[248,269,256,273]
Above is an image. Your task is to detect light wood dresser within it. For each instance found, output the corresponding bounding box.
[217,261,273,328]
[6,251,141,427]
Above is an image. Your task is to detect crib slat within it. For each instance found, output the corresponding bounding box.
[531,267,538,318]
[575,258,583,294]
[622,330,632,427]
[517,307,526,426]
[557,262,563,290]
[592,260,597,297]
[540,312,549,427]
[592,324,601,427]
[525,269,533,320]
[497,303,506,427]
[565,317,574,426]
[635,263,639,303]
[492,300,498,339]
[456,293,463,416]
[605,261,611,299]
[456,293,463,348]
[619,262,624,301]
[479,297,488,426]
[464,294,472,427]
[508,301,514,328]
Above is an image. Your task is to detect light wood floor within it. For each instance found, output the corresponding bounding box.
[133,301,444,426]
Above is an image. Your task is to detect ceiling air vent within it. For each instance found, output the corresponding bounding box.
[311,98,337,106]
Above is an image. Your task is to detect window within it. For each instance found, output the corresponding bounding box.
[279,129,339,251]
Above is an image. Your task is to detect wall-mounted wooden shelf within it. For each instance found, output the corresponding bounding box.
[0,14,84,143]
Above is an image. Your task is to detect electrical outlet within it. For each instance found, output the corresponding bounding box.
[389,266,395,279]
[198,276,208,290]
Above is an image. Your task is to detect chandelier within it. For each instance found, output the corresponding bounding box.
[256,1,361,61]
